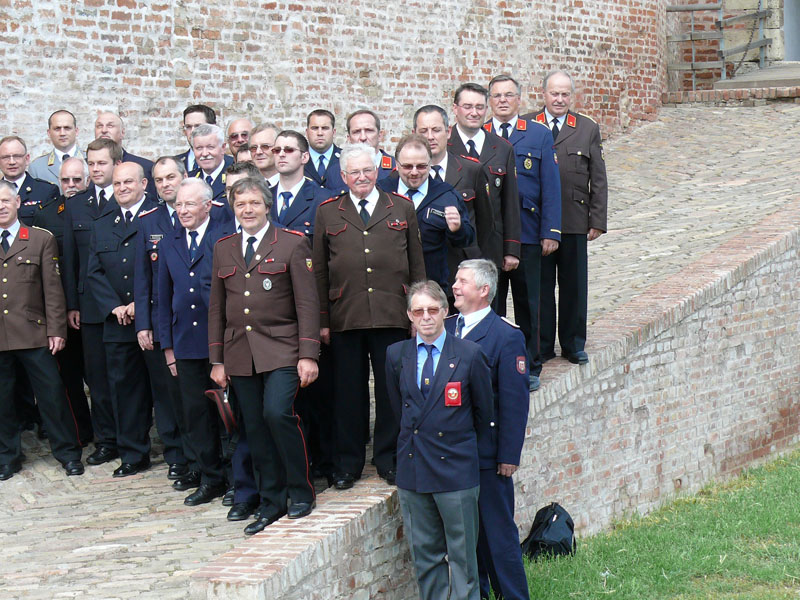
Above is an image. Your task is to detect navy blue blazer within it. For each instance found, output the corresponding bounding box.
[377,150,396,182]
[156,216,233,359]
[193,155,235,202]
[484,119,561,245]
[386,333,493,493]
[269,178,332,236]
[303,145,347,196]
[378,177,474,294]
[175,148,199,177]
[133,204,177,338]
[16,173,59,226]
[62,187,119,323]
[122,149,157,201]
[87,196,160,342]
[445,311,529,468]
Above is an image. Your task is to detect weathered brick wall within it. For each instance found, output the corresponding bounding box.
[190,200,800,600]
[1,0,667,160]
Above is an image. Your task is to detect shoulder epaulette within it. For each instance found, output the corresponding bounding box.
[211,200,224,207]
[482,122,492,133]
[216,232,237,244]
[460,155,481,164]
[304,176,315,182]
[445,314,457,320]
[566,114,577,128]
[282,228,304,237]
[500,316,520,328]
[30,225,53,237]
[516,118,527,131]
[531,119,550,130]
[577,112,597,124]
[390,191,413,202]
[320,196,338,206]
[138,206,159,218]
[380,155,393,170]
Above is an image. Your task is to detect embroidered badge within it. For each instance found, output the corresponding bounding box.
[516,356,527,375]
[524,158,532,170]
[305,258,313,272]
[57,203,65,214]
[262,278,272,291]
[444,382,462,406]
[151,252,158,262]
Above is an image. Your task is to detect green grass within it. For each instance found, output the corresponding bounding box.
[524,450,800,599]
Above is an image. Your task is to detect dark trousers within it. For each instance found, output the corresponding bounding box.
[142,344,185,466]
[494,243,543,376]
[231,366,314,513]
[296,343,334,478]
[330,327,406,475]
[231,425,258,504]
[0,347,82,465]
[57,326,93,446]
[175,358,224,485]
[81,322,115,449]
[477,470,529,600]
[105,341,151,464]
[540,233,588,357]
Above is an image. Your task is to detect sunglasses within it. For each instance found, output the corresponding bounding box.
[410,306,443,318]
[270,146,302,155]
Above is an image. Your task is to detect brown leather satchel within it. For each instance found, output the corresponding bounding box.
[204,388,237,433]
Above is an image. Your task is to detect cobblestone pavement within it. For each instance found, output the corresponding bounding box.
[2,104,799,598]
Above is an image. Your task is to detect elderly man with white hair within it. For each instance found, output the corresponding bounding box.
[190,124,234,201]
[312,142,426,490]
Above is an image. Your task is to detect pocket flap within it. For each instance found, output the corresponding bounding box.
[257,262,287,275]
[328,287,343,301]
[19,255,41,266]
[97,240,118,252]
[488,166,506,176]
[326,223,347,236]
[218,266,236,278]
[460,189,476,202]
[567,146,590,158]
[387,220,408,231]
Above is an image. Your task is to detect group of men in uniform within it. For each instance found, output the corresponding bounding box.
[0,68,607,598]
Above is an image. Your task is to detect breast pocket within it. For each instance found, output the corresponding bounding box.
[17,255,41,282]
[567,146,591,174]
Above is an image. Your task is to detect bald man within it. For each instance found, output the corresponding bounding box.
[94,111,157,200]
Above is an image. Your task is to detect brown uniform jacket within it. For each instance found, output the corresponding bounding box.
[0,225,67,350]
[208,225,320,376]
[448,128,521,265]
[523,109,608,234]
[313,190,426,332]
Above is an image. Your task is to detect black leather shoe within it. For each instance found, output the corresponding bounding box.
[63,460,84,476]
[378,469,396,485]
[563,350,589,365]
[288,500,315,519]
[244,509,286,535]
[184,482,227,506]
[172,471,201,491]
[227,501,259,521]
[0,460,21,481]
[529,375,541,392]
[113,457,151,477]
[168,463,189,480]
[222,487,235,506]
[87,446,119,465]
[333,473,356,490]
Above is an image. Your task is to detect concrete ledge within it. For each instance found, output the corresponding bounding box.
[661,86,800,106]
[190,199,800,598]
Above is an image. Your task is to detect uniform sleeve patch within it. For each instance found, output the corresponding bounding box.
[516,356,527,374]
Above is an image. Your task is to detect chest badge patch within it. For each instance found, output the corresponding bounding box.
[444,382,462,406]
[150,252,158,262]
[524,158,532,170]
[262,278,272,291]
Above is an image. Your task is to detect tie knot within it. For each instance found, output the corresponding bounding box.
[359,199,368,209]
[501,123,510,130]
[1,230,9,240]
[248,236,257,243]
[318,156,326,166]
[424,343,435,356]
[125,210,132,222]
[281,191,292,202]
[407,189,416,199]
[189,230,198,240]
[205,175,214,185]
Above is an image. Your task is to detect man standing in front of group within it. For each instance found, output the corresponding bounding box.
[523,70,608,365]
[313,143,425,489]
[209,177,319,534]
[386,280,492,600]
[449,259,530,600]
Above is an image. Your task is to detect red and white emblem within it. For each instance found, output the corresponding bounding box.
[516,356,527,374]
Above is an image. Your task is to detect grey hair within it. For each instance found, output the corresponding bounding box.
[407,280,448,311]
[339,143,377,174]
[542,70,575,94]
[457,259,498,303]
[60,157,89,179]
[177,177,213,203]
[191,124,225,146]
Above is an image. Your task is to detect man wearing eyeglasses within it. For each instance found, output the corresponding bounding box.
[249,124,280,188]
[29,110,83,190]
[447,83,521,285]
[191,124,234,203]
[345,110,396,181]
[378,134,473,297]
[176,105,217,176]
[304,110,346,196]
[385,279,492,600]
[486,74,561,392]
[226,117,253,158]
[0,136,60,226]
[313,143,425,490]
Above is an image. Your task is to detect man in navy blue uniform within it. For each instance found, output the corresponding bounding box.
[385,280,492,600]
[158,178,234,507]
[0,136,60,226]
[191,124,234,202]
[304,110,346,196]
[345,110,395,181]
[378,134,474,297]
[94,111,157,200]
[486,75,561,392]
[176,104,217,176]
[448,259,530,600]
[269,130,330,236]
[62,138,122,466]
[87,162,161,477]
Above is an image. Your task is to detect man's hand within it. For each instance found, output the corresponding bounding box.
[125,302,136,318]
[210,364,227,389]
[502,255,520,271]
[137,329,154,351]
[48,336,66,355]
[444,206,462,232]
[111,305,131,326]
[67,310,81,330]
[320,327,331,345]
[164,348,177,377]
[541,238,559,256]
[297,358,319,388]
[497,463,517,477]
[588,228,604,242]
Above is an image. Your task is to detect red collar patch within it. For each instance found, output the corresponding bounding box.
[535,112,546,124]
[380,155,393,170]
[566,114,577,128]
[19,227,29,240]
[516,119,527,131]
[482,122,493,133]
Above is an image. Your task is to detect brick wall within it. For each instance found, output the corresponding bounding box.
[1,0,667,161]
[189,198,800,600]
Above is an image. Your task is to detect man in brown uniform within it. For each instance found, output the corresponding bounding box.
[523,70,608,364]
[0,181,84,480]
[209,176,320,535]
[313,143,426,490]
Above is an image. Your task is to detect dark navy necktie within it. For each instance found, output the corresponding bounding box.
[124,210,133,226]
[454,315,465,338]
[1,230,10,253]
[188,231,198,262]
[552,118,560,141]
[171,211,179,230]
[500,123,511,139]
[278,191,292,222]
[420,344,435,399]
[244,236,257,266]
[317,156,326,177]
[431,165,443,181]
[359,199,369,226]
[466,140,479,159]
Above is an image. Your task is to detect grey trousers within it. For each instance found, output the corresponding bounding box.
[398,486,480,600]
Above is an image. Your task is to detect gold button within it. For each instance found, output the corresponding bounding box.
[1,294,6,299]
[244,308,250,314]
[37,319,41,324]
[363,231,368,236]
[440,456,445,460]
[2,263,6,268]
[245,273,251,278]
[123,242,129,247]
[530,207,535,212]
[123,275,128,280]
[245,325,252,332]
[368,288,373,293]
[25,259,30,264]
[408,453,413,458]
[2,309,7,314]
[244,291,250,296]
[366,268,372,273]
[364,248,370,253]
[1,278,6,283]
[438,432,443,437]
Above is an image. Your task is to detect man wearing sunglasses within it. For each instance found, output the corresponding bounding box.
[191,124,234,202]
[313,143,425,490]
[226,117,253,158]
[249,124,280,188]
